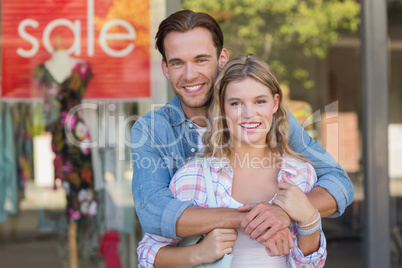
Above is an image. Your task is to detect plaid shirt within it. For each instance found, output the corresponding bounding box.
[137,155,327,267]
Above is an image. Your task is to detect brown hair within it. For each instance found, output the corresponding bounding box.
[155,10,224,62]
[203,54,309,163]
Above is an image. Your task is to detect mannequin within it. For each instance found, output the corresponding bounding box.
[44,34,79,84]
[282,85,317,140]
[44,51,78,84]
[32,34,96,268]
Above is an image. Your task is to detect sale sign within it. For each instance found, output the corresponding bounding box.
[1,0,150,99]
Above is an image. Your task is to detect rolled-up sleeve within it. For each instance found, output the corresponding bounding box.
[289,230,327,268]
[137,233,180,268]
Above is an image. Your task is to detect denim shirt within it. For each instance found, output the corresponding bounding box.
[131,95,354,239]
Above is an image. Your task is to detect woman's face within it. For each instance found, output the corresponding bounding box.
[224,77,279,148]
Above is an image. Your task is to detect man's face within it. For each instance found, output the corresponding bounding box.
[162,27,229,117]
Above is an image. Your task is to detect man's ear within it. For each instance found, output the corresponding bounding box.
[161,60,170,80]
[218,48,229,70]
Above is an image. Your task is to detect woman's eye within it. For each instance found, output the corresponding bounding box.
[230,102,240,106]
[256,100,267,104]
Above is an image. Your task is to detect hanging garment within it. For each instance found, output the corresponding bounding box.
[0,102,18,223]
[81,103,104,191]
[10,103,36,187]
[99,230,122,268]
[32,60,96,220]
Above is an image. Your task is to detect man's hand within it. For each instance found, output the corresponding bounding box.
[264,228,295,256]
[238,202,294,256]
[238,202,291,241]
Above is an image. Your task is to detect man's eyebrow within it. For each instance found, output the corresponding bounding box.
[167,54,213,65]
[167,58,181,65]
[195,54,213,59]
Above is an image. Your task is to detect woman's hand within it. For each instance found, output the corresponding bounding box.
[195,228,237,264]
[273,175,316,223]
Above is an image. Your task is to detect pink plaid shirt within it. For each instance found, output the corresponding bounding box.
[137,155,327,267]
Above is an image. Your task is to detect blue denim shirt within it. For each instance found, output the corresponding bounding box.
[131,96,354,239]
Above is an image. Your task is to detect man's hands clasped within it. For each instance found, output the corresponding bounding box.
[238,202,294,256]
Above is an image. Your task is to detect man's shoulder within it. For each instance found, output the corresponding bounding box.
[132,97,185,131]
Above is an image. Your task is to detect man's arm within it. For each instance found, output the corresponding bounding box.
[176,206,244,238]
[307,186,337,217]
[131,118,192,239]
[288,111,354,217]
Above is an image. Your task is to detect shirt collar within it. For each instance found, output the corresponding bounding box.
[205,157,233,176]
[167,95,187,127]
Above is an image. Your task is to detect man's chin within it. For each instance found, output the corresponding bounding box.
[180,95,209,108]
[185,102,209,109]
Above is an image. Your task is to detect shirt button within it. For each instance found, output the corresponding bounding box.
[189,123,193,128]
[191,148,196,153]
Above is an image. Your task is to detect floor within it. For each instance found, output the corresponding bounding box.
[0,210,100,268]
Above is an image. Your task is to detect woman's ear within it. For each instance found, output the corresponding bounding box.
[273,94,280,113]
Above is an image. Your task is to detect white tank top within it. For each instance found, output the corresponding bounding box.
[228,196,288,267]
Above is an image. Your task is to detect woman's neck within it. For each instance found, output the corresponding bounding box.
[230,145,277,169]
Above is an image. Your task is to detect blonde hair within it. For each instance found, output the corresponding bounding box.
[203,54,308,162]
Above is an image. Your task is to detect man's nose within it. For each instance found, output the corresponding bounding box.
[183,64,197,81]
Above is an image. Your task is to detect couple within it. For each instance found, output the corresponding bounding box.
[131,10,353,267]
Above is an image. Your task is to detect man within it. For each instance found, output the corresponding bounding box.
[131,9,354,254]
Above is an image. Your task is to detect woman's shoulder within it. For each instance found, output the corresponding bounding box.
[283,154,314,171]
[172,157,204,181]
[169,157,208,203]
[282,154,317,189]
[172,156,229,186]
[181,156,205,169]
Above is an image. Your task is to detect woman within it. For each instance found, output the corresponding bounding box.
[137,55,327,267]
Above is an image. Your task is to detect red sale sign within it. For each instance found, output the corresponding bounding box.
[1,0,150,99]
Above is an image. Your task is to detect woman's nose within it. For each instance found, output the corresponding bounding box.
[242,103,256,118]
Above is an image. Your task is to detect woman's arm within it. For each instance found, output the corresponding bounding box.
[273,176,321,255]
[137,233,179,268]
[154,245,200,268]
[273,161,327,267]
[154,228,237,268]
